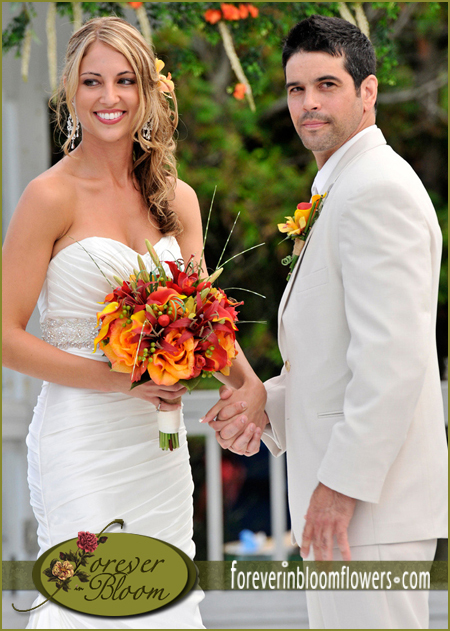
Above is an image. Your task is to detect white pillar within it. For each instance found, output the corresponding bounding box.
[269,452,288,560]
[205,432,224,561]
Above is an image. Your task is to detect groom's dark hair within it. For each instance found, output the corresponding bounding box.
[282,15,376,93]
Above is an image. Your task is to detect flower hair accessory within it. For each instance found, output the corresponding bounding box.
[155,58,174,94]
[278,193,327,281]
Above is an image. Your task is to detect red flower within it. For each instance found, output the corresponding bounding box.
[128,2,143,8]
[77,531,98,553]
[233,83,246,100]
[248,4,259,17]
[221,3,241,20]
[165,260,199,296]
[204,9,222,24]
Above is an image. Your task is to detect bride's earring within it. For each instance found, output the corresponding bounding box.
[142,119,153,145]
[67,112,80,150]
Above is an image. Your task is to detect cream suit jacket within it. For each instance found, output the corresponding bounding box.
[262,127,448,547]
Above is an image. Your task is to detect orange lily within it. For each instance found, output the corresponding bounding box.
[94,302,121,352]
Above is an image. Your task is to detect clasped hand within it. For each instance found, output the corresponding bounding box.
[112,372,186,411]
[200,381,268,455]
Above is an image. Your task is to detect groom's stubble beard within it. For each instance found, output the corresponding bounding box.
[293,98,365,154]
[295,112,337,152]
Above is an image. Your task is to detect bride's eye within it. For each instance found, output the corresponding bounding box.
[119,78,136,86]
[82,79,99,87]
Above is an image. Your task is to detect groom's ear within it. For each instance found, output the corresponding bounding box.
[361,74,378,113]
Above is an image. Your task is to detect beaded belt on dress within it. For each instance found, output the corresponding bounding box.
[40,318,98,350]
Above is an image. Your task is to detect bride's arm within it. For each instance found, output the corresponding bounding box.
[172,180,267,448]
[2,177,185,407]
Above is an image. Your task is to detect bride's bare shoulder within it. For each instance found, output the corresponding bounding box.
[25,158,75,203]
[170,178,201,222]
[15,159,76,238]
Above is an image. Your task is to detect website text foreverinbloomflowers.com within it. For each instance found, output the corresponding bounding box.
[230,560,431,590]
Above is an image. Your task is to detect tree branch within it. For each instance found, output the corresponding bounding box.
[378,73,448,104]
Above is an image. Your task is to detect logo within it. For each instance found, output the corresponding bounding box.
[13,520,198,617]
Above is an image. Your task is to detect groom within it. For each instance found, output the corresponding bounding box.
[203,14,448,629]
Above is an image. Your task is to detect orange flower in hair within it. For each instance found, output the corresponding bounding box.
[155,58,175,93]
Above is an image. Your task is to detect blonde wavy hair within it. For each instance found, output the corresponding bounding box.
[52,16,181,235]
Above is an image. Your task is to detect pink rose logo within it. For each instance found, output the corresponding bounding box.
[77,531,98,553]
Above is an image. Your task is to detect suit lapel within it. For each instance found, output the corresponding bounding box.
[278,127,387,331]
[278,220,318,324]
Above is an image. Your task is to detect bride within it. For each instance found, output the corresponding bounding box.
[1,15,253,629]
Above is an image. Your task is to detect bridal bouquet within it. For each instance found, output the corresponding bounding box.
[94,240,242,451]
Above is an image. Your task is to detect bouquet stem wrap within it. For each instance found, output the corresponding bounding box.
[158,396,182,451]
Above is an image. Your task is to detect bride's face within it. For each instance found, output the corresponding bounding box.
[75,41,140,145]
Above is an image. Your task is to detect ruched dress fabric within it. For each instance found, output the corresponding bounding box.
[26,236,204,629]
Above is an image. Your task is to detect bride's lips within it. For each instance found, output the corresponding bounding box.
[94,110,126,125]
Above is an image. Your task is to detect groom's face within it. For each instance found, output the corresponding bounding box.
[285,50,375,168]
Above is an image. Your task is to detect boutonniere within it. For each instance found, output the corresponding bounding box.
[278,193,327,281]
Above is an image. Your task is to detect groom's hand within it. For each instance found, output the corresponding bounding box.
[301,482,357,562]
[200,381,268,455]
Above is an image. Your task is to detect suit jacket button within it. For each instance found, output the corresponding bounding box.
[285,360,291,372]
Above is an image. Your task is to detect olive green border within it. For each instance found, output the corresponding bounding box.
[3,560,448,591]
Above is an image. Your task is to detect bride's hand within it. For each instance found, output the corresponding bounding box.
[111,372,187,410]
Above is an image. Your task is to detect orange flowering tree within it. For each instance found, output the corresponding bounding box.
[3,2,412,108]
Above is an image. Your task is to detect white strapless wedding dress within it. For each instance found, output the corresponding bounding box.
[25,236,205,629]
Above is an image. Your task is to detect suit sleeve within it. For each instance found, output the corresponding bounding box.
[262,370,287,456]
[317,178,436,503]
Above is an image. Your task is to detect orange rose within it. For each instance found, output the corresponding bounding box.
[100,311,147,373]
[216,330,238,375]
[204,9,222,24]
[248,4,259,17]
[147,329,196,386]
[128,2,143,8]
